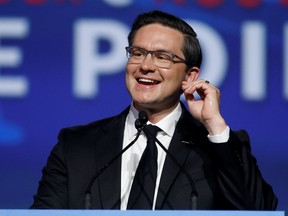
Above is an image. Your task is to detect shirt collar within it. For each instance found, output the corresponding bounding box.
[126,102,182,140]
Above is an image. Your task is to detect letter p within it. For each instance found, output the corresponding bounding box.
[73,19,129,98]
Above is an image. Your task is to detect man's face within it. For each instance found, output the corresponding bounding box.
[126,24,190,112]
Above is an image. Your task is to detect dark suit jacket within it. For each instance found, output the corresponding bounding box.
[31,105,277,210]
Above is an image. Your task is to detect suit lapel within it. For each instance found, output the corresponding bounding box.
[155,105,207,209]
[94,107,129,209]
[155,130,191,209]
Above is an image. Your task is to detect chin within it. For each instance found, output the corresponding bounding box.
[133,99,155,109]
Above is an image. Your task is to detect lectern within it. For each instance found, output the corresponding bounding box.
[0,210,285,216]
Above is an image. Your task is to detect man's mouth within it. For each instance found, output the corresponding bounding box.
[137,78,160,85]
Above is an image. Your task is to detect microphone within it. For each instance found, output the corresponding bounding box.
[143,124,198,210]
[84,111,148,209]
[135,111,148,131]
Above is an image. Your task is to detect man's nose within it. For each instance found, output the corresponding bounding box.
[140,53,156,71]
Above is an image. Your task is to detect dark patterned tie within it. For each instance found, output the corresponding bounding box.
[127,125,161,209]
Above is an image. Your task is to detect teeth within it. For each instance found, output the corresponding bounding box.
[138,78,155,83]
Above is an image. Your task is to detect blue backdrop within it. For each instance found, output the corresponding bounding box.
[0,0,287,211]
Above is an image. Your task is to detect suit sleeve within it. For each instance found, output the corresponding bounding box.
[30,130,69,209]
[210,130,278,210]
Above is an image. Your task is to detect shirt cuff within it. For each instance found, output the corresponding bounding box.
[207,126,230,143]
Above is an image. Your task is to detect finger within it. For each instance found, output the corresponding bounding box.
[183,80,209,96]
[183,79,210,89]
[184,80,221,103]
[184,90,195,102]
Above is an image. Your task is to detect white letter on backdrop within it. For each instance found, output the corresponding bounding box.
[0,18,29,97]
[241,22,266,101]
[74,19,129,98]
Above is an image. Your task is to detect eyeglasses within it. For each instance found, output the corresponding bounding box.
[125,46,187,69]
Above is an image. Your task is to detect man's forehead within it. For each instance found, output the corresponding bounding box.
[132,24,184,51]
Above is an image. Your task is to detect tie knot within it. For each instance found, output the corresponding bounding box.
[144,124,162,138]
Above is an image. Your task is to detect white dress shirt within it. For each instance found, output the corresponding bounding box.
[120,103,229,210]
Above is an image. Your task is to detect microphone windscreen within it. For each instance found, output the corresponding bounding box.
[139,111,148,124]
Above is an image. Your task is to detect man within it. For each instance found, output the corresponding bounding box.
[31,10,277,210]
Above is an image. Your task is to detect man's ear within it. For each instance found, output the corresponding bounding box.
[185,66,200,82]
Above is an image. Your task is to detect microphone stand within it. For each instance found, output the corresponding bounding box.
[84,115,147,209]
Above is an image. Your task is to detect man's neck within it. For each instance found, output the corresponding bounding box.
[133,102,180,124]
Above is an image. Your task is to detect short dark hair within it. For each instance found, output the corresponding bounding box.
[128,10,202,69]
